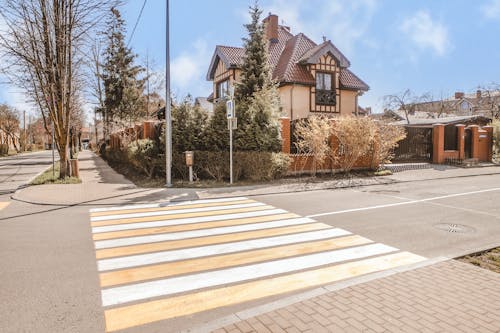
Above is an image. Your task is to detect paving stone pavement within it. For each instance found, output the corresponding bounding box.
[214,260,500,333]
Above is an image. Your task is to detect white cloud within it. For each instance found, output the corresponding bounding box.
[170,39,212,98]
[481,0,500,19]
[400,11,450,56]
[266,0,378,54]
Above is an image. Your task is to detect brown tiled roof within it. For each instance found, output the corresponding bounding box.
[340,69,369,91]
[207,21,369,91]
[298,41,350,68]
[273,33,317,85]
[217,45,245,67]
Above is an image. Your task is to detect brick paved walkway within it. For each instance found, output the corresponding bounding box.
[214,260,500,333]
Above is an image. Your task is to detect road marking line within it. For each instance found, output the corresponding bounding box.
[0,202,10,211]
[91,204,271,227]
[89,197,249,213]
[101,243,396,306]
[99,235,371,287]
[94,217,316,249]
[91,202,263,222]
[90,199,255,218]
[104,251,425,332]
[92,208,287,234]
[95,223,331,259]
[97,228,352,271]
[92,213,299,241]
[308,187,500,218]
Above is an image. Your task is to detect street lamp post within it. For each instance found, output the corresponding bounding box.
[165,0,172,187]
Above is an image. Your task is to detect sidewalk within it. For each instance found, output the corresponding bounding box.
[210,260,500,333]
[12,150,171,207]
[13,152,500,205]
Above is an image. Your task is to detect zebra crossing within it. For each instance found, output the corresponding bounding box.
[89,197,425,332]
[0,202,10,212]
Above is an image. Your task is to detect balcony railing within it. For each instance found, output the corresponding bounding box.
[315,89,336,106]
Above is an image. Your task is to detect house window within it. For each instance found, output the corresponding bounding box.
[315,72,336,106]
[460,101,470,110]
[217,79,229,99]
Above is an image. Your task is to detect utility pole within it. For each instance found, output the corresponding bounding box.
[165,0,172,187]
[23,110,26,151]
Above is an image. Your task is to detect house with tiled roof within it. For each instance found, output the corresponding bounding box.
[206,13,369,120]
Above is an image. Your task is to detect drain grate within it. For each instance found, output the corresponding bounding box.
[434,223,475,234]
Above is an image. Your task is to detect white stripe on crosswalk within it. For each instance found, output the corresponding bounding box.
[92,208,287,234]
[94,217,317,249]
[97,228,352,271]
[89,197,249,213]
[101,243,396,306]
[90,202,265,222]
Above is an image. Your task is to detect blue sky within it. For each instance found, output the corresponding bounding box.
[1,0,500,114]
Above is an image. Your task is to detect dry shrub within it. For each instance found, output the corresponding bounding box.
[375,122,407,166]
[293,116,332,176]
[331,117,376,173]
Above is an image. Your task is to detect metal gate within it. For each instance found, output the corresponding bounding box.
[393,126,433,161]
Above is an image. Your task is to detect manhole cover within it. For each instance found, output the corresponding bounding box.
[434,223,475,233]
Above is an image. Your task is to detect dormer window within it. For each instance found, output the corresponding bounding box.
[217,79,229,99]
[315,72,336,105]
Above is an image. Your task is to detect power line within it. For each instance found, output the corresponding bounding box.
[127,0,148,47]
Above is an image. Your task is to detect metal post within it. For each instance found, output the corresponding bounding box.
[229,117,233,185]
[52,125,55,178]
[165,0,172,187]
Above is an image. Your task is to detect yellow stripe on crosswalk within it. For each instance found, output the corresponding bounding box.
[95,223,331,259]
[90,199,256,218]
[93,213,299,241]
[104,251,425,332]
[0,202,10,211]
[99,235,372,287]
[91,205,274,227]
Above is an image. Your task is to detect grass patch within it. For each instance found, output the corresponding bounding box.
[374,169,392,176]
[458,247,500,273]
[30,162,81,185]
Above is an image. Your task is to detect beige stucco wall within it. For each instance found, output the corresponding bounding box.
[340,90,357,116]
[278,84,311,120]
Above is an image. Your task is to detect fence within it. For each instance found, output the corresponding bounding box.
[393,126,433,162]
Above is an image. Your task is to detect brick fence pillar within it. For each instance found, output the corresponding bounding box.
[469,125,479,159]
[433,124,445,164]
[143,121,156,140]
[280,117,291,154]
[456,124,465,160]
[483,126,494,162]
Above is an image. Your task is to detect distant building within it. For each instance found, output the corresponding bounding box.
[194,97,214,116]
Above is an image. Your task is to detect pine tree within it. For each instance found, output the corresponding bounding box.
[236,4,270,101]
[172,95,208,152]
[203,102,229,151]
[102,7,146,134]
[232,3,281,152]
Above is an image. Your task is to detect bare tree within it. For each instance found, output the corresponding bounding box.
[384,89,431,124]
[476,83,500,119]
[0,0,113,178]
[0,104,21,152]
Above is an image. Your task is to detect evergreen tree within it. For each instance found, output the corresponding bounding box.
[236,4,270,101]
[172,95,208,152]
[102,7,146,134]
[232,3,281,152]
[203,102,229,151]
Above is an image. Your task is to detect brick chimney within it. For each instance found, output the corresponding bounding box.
[476,90,481,99]
[455,91,464,99]
[263,13,279,43]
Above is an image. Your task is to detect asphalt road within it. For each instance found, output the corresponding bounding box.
[0,150,58,195]
[0,171,499,333]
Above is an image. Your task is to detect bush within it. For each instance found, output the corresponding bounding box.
[127,139,160,178]
[0,144,8,156]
